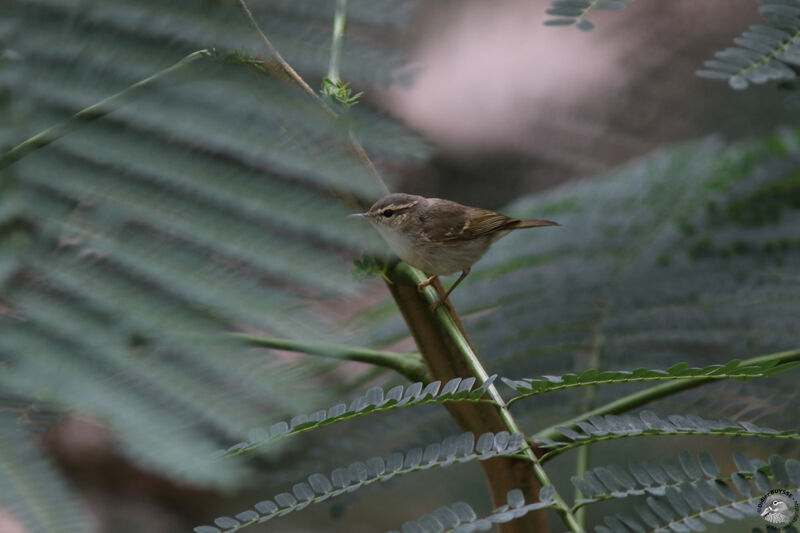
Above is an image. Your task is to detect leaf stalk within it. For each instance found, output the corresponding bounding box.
[0,50,211,171]
[535,348,800,442]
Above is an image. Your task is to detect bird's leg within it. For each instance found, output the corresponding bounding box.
[430,268,470,312]
[418,275,449,310]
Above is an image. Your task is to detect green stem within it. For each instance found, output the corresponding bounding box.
[328,0,349,83]
[505,367,800,407]
[574,332,603,528]
[402,263,585,532]
[232,332,427,382]
[542,425,800,463]
[576,0,603,24]
[0,49,211,171]
[573,443,589,521]
[536,347,800,442]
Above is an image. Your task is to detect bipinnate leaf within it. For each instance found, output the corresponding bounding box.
[197,431,525,532]
[221,376,499,457]
[1,0,430,504]
[503,357,800,402]
[582,453,800,532]
[535,410,800,460]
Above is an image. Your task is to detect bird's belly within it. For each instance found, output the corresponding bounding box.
[377,227,490,275]
[417,242,489,275]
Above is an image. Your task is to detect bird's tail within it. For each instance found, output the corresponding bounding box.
[508,218,561,229]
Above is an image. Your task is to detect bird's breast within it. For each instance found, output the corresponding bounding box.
[375,225,492,275]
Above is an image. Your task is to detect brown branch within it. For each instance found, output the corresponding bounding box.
[387,266,549,533]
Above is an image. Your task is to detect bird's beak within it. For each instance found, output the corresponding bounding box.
[348,213,367,219]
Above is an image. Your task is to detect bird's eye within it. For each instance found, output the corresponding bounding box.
[382,209,394,218]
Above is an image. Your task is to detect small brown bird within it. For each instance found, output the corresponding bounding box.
[350,193,559,310]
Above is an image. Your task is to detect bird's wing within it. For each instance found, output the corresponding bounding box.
[422,203,512,243]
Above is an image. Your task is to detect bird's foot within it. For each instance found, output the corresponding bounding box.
[417,275,437,293]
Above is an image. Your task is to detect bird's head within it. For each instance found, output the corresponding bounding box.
[348,193,424,230]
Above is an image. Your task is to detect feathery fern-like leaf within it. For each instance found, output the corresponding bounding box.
[503,357,800,404]
[221,376,497,457]
[697,0,800,89]
[0,414,87,533]
[534,410,800,461]
[586,452,800,532]
[543,0,635,31]
[0,0,429,508]
[196,432,527,532]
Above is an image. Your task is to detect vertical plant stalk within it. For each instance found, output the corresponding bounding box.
[574,331,604,528]
[389,263,584,533]
[328,0,349,83]
[320,0,389,198]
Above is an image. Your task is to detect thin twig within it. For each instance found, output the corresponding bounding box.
[0,49,211,171]
[237,0,322,106]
